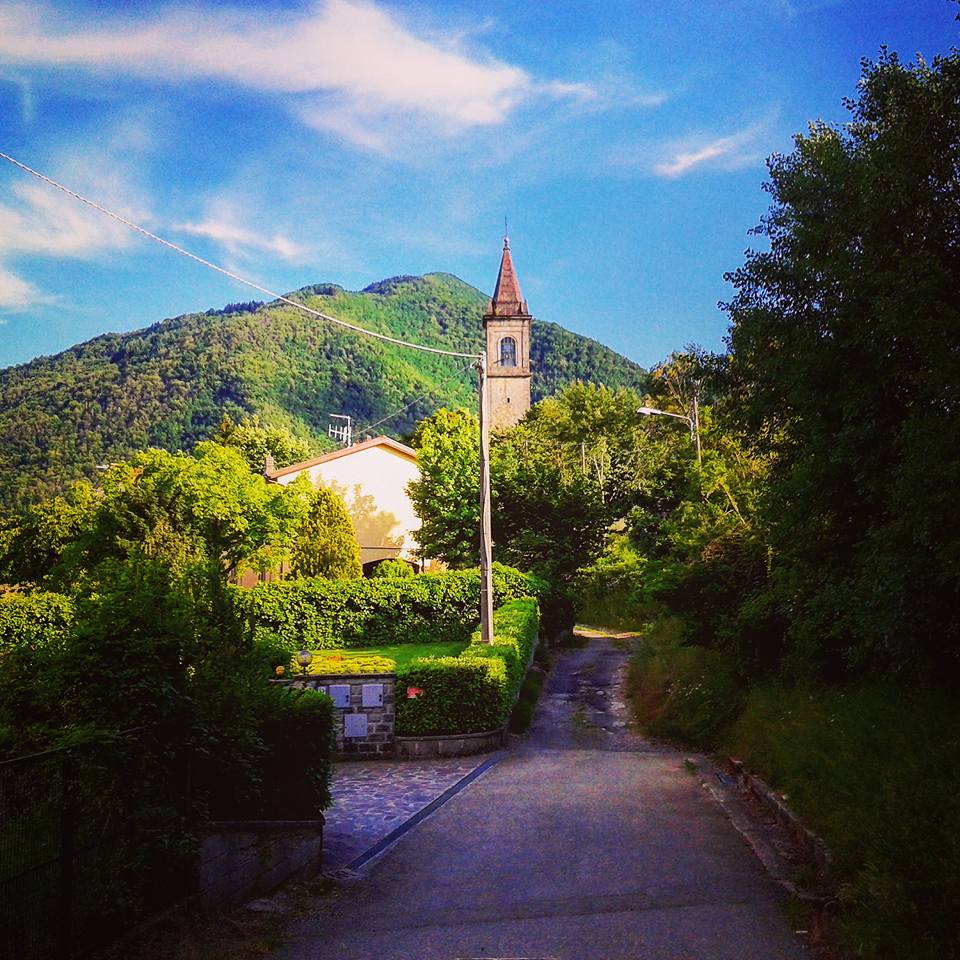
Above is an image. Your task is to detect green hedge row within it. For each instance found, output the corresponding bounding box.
[395,598,540,736]
[242,564,544,650]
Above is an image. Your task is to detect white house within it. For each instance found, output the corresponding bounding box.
[266,434,435,574]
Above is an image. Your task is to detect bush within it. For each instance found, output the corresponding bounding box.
[299,653,396,675]
[242,563,543,651]
[251,686,335,819]
[728,683,960,960]
[626,616,744,749]
[369,559,414,578]
[395,598,540,736]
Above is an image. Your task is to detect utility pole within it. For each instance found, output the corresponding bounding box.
[477,354,495,644]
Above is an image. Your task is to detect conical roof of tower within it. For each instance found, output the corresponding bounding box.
[488,237,529,317]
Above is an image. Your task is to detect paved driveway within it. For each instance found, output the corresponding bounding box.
[272,635,808,960]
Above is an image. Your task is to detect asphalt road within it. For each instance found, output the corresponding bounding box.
[272,634,808,960]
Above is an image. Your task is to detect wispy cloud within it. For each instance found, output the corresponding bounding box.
[0,148,152,309]
[0,0,590,150]
[178,212,308,264]
[652,124,769,178]
[0,262,44,309]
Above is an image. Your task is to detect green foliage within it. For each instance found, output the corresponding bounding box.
[244,563,542,651]
[407,408,480,568]
[299,653,397,675]
[285,641,467,675]
[574,536,651,628]
[395,598,540,736]
[0,590,74,652]
[225,685,335,820]
[729,683,960,960]
[290,484,362,580]
[210,413,315,472]
[626,617,745,749]
[369,558,415,578]
[724,49,960,680]
[0,273,645,513]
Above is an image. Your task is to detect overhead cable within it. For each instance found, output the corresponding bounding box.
[0,151,483,361]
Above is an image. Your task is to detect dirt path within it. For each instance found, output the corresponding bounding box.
[269,635,809,959]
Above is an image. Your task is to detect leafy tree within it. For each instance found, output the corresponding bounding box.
[407,408,481,568]
[724,49,960,679]
[211,414,314,473]
[0,444,307,609]
[291,485,362,580]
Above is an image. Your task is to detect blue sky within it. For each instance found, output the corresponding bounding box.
[0,0,956,370]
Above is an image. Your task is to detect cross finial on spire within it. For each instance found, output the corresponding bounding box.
[504,216,509,248]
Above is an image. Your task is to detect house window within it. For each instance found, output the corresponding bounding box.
[500,336,518,367]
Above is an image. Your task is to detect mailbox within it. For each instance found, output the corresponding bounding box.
[344,714,368,738]
[328,684,351,708]
[361,683,384,708]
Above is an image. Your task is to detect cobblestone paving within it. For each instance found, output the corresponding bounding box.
[323,758,488,870]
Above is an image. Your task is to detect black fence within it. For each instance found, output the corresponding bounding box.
[0,732,192,960]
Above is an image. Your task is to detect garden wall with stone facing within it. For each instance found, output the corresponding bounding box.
[198,820,324,910]
[282,672,396,759]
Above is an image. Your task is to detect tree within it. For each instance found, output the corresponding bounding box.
[291,485,362,580]
[407,409,480,568]
[211,414,314,473]
[724,49,960,679]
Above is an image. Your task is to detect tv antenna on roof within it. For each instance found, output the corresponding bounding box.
[327,413,352,447]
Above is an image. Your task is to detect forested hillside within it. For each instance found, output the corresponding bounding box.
[0,272,646,511]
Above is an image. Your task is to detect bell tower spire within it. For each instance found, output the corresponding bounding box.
[483,233,532,429]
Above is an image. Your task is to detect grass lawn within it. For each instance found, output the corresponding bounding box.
[314,641,468,671]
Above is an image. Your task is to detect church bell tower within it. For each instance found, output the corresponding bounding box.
[483,236,532,429]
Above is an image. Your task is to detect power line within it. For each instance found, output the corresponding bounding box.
[354,359,478,438]
[0,151,482,362]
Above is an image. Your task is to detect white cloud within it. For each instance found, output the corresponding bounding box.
[179,215,307,264]
[652,125,767,178]
[0,1,589,148]
[0,140,155,308]
[0,263,44,309]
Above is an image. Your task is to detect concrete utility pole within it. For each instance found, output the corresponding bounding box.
[477,355,495,644]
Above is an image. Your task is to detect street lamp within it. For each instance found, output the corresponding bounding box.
[296,650,313,676]
[637,406,702,464]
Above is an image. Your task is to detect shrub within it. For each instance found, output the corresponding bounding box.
[299,653,396,675]
[252,686,335,819]
[626,616,744,749]
[242,563,543,651]
[369,559,415,578]
[395,598,540,736]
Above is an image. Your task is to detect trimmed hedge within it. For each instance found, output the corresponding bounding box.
[395,598,540,736]
[298,653,396,675]
[242,563,544,650]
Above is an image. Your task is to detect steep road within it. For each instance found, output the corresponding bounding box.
[272,634,808,959]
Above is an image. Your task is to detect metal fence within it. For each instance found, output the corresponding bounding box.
[0,733,191,960]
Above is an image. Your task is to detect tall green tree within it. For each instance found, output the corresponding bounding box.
[407,408,481,568]
[211,414,315,473]
[725,49,960,679]
[291,485,362,580]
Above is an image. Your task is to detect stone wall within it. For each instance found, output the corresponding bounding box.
[198,821,324,911]
[286,672,396,759]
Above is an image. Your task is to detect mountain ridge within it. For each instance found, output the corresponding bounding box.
[0,272,647,511]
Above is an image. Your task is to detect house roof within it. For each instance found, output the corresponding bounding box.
[266,434,417,479]
[487,236,529,317]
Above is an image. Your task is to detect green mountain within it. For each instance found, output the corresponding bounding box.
[0,273,647,511]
